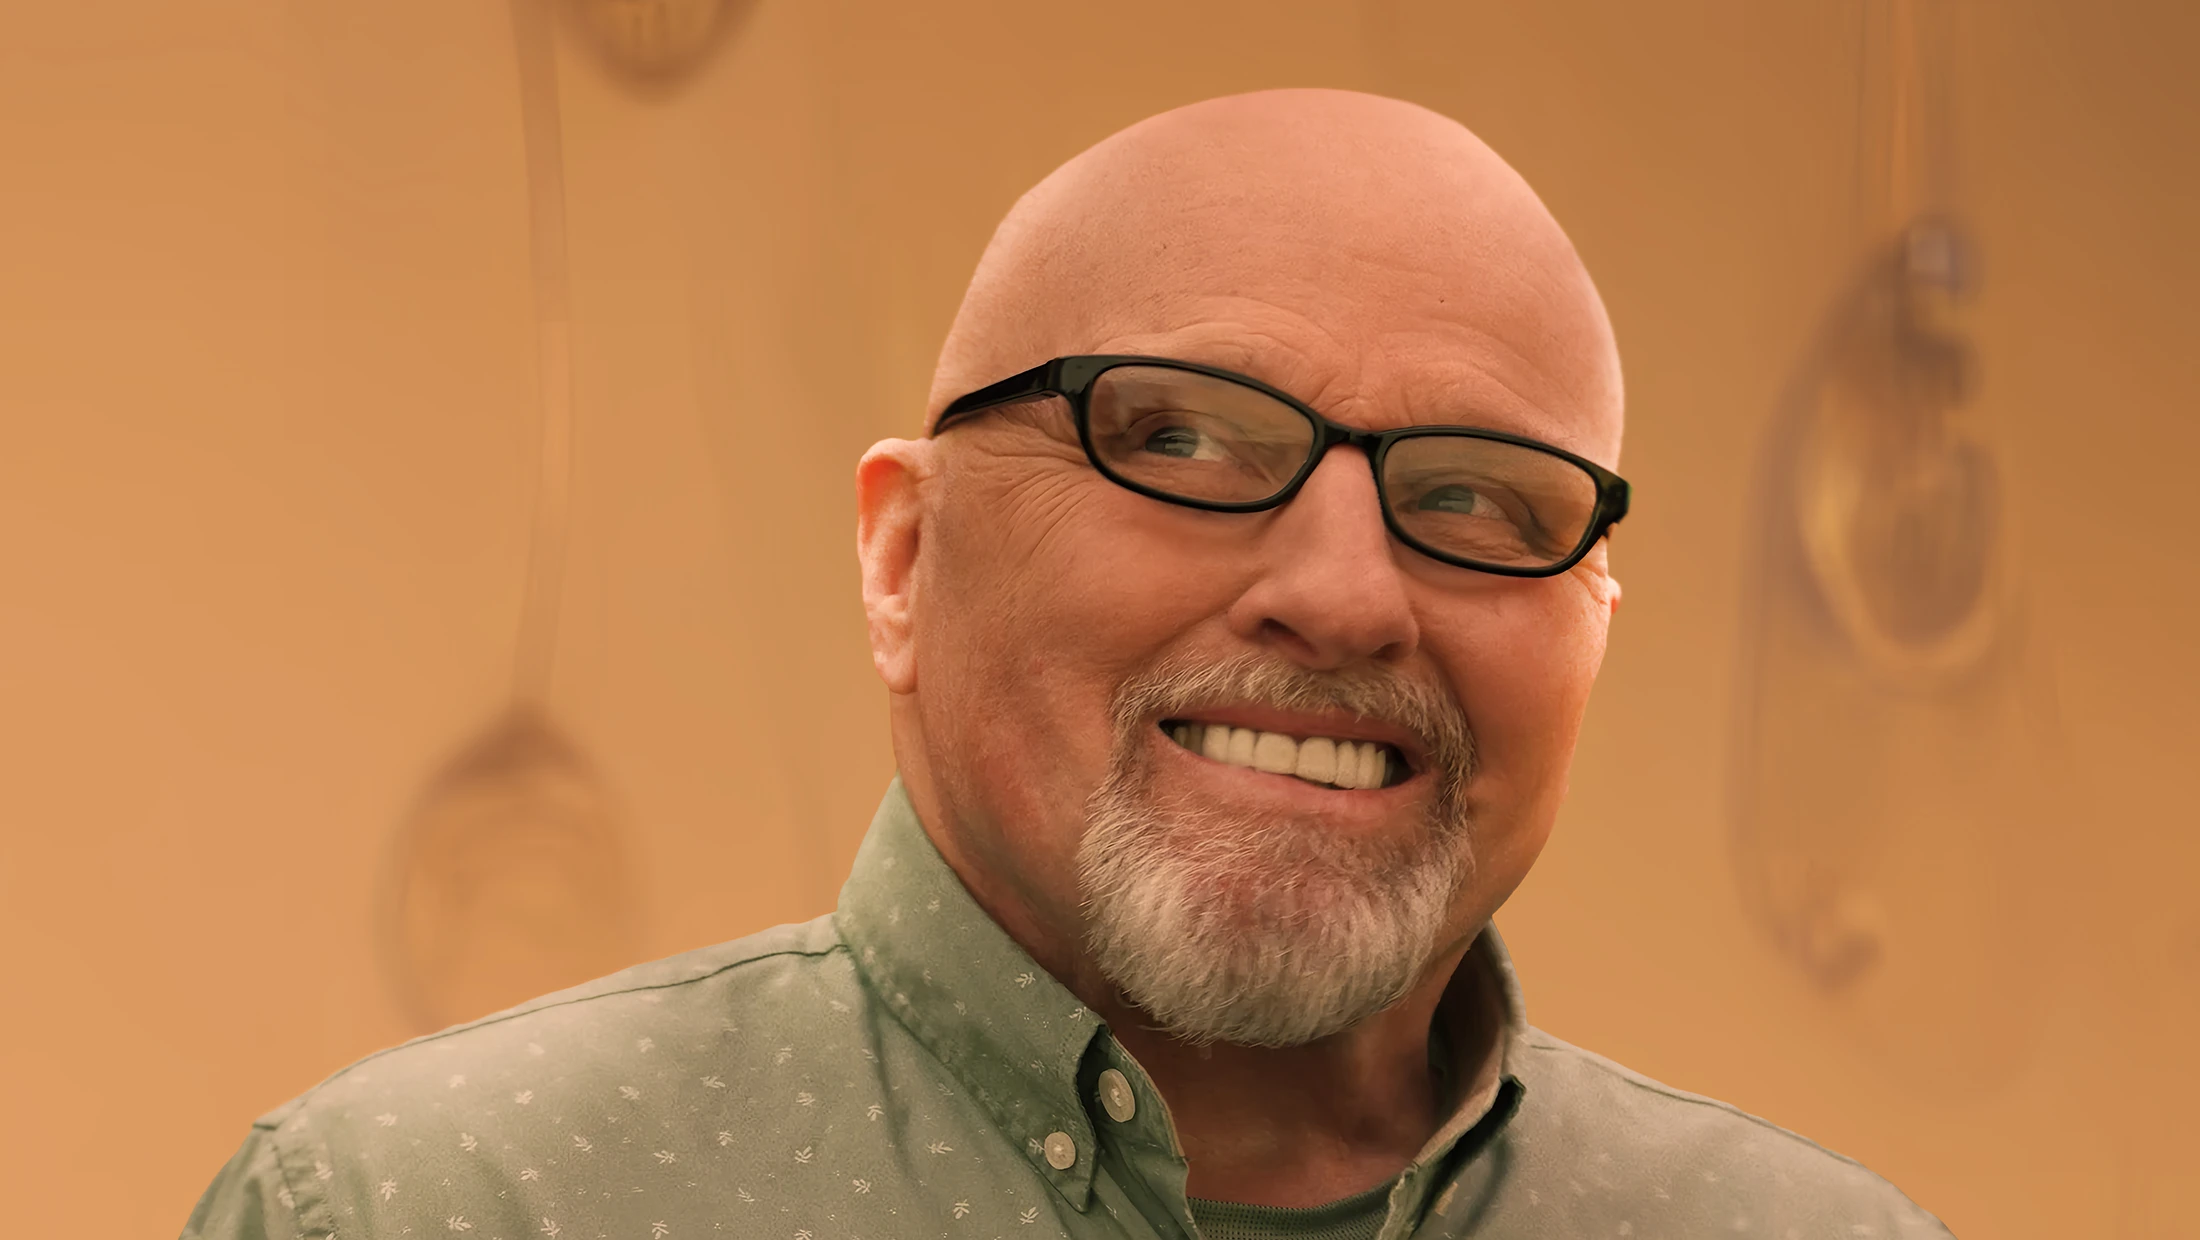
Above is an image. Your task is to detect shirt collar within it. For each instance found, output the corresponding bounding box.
[1395,925,1530,1231]
[834,778,1530,1224]
[835,779,1110,1206]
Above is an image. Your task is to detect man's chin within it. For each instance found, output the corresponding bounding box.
[1079,838,1454,1047]
[1126,798,1449,891]
[1099,932,1417,1049]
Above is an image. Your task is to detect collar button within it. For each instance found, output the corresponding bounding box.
[1097,1068,1136,1122]
[1043,1131,1078,1170]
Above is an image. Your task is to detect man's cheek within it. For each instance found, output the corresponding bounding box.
[1450,645,1575,776]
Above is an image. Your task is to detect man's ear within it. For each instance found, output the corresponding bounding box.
[1581,538,1622,618]
[856,438,935,695]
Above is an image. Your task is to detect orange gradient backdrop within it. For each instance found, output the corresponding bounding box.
[0,3,2193,1237]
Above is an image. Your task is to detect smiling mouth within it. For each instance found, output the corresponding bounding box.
[1159,720,1410,790]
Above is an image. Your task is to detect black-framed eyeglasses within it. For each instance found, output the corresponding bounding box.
[934,355,1631,578]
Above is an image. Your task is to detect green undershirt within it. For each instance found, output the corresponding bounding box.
[1185,1016,1453,1240]
[1187,1179,1394,1240]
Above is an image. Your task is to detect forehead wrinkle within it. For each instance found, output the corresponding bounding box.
[1093,312,1355,397]
[1376,326,1613,460]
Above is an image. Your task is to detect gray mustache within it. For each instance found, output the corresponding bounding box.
[1107,650,1477,784]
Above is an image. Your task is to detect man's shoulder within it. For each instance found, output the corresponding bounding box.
[1505,1026,1954,1237]
[256,912,853,1134]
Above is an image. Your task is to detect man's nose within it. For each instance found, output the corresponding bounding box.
[1224,445,1421,670]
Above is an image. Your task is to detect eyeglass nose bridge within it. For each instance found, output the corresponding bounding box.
[1267,411,1399,509]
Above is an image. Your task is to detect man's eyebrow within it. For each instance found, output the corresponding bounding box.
[1392,360,1584,447]
[972,396,1081,443]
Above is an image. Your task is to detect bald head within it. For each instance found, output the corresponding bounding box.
[928,88,1622,466]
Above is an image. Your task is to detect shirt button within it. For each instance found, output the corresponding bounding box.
[1043,1131,1077,1170]
[1097,1068,1136,1122]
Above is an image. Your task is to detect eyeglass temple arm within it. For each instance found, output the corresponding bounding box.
[1603,476,1632,525]
[931,360,1064,436]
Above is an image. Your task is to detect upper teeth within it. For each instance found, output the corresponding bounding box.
[1167,723,1394,790]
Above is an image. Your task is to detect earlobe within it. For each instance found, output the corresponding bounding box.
[855,439,933,695]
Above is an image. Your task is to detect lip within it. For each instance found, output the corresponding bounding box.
[1154,704,1429,776]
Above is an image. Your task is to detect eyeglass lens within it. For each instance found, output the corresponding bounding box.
[1085,365,1600,570]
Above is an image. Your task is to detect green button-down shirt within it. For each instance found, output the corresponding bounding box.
[184,781,1954,1240]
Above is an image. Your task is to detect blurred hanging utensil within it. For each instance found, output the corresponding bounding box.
[379,0,639,1034]
[561,0,755,97]
[1729,0,2062,1096]
[1794,218,2003,680]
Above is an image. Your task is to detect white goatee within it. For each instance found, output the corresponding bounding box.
[1076,653,1477,1048]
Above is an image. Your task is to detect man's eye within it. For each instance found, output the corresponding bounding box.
[1415,484,1491,515]
[1142,426,1213,458]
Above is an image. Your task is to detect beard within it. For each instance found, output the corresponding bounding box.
[1076,651,1479,1048]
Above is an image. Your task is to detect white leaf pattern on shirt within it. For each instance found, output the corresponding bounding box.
[181,792,1945,1240]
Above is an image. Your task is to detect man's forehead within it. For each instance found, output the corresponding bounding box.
[1086,308,1609,463]
[929,89,1623,464]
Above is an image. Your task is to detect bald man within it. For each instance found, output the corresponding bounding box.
[185,90,1952,1240]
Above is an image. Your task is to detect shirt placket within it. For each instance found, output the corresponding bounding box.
[1075,1037,1205,1240]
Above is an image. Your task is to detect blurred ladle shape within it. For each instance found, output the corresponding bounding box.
[561,0,757,97]
[1728,215,2060,1098]
[384,707,636,1032]
[1795,218,2006,680]
[379,0,638,1034]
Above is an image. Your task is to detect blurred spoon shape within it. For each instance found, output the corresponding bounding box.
[378,0,641,1033]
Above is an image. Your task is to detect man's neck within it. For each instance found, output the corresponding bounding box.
[906,790,1498,1208]
[1087,940,1481,1209]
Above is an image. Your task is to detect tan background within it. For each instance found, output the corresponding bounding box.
[0,2,2193,1237]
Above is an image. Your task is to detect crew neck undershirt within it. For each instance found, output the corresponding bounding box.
[1186,1178,1394,1240]
[1183,1013,1455,1240]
